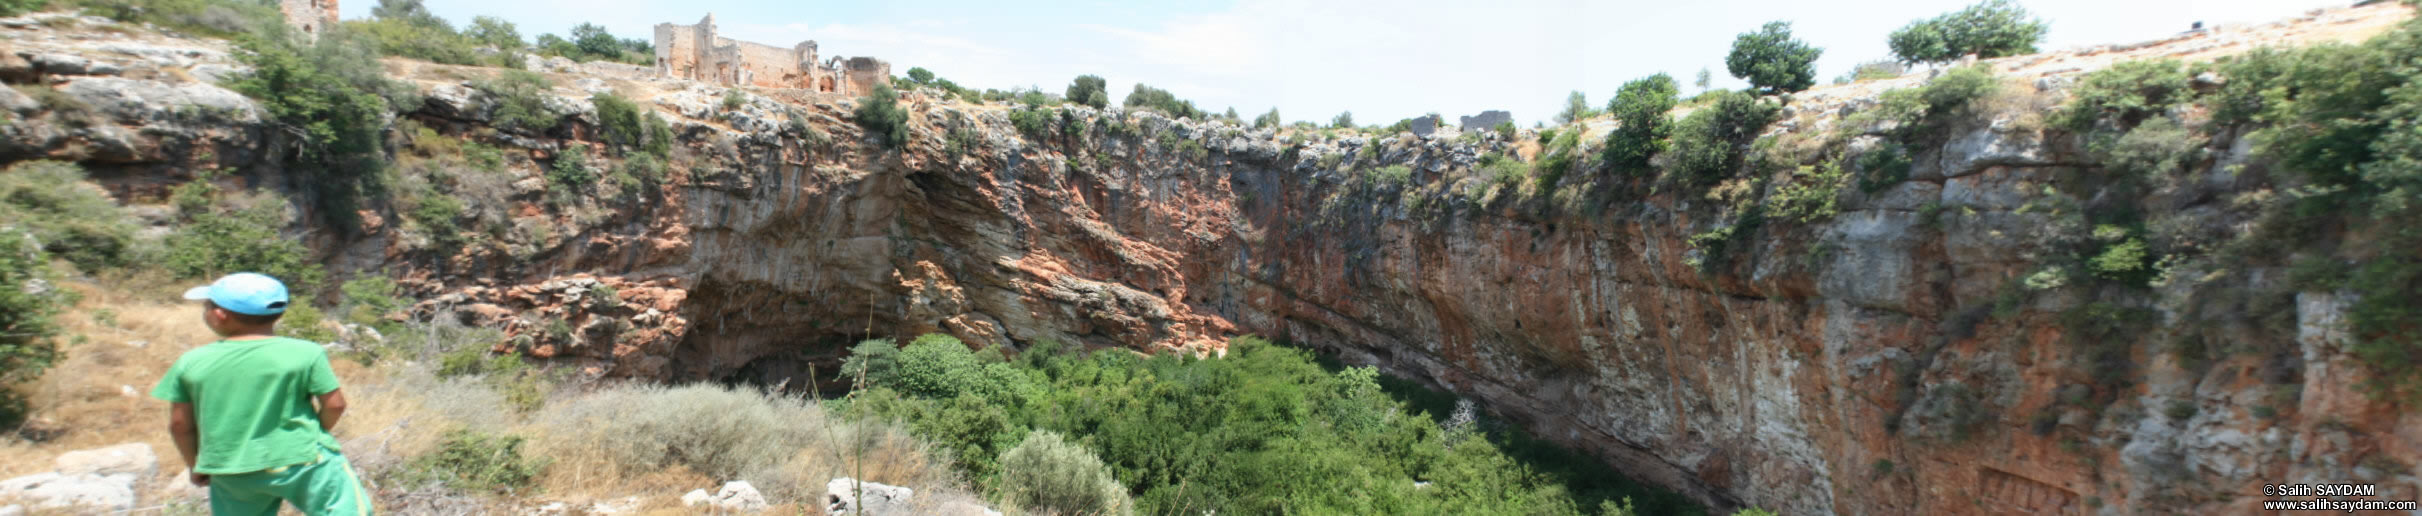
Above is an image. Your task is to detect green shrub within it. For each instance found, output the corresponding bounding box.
[1332,111,1355,129]
[1772,163,1849,223]
[996,430,1133,516]
[1009,107,1054,141]
[2087,225,2154,285]
[1065,75,1109,109]
[1855,142,1913,193]
[1532,128,1584,192]
[406,428,547,493]
[1919,65,1999,114]
[475,70,561,135]
[1887,0,2048,65]
[1668,90,1782,186]
[2099,117,2202,178]
[642,112,675,157]
[1726,21,1822,94]
[465,15,525,52]
[338,275,407,326]
[0,161,139,271]
[855,83,911,149]
[1121,84,1202,119]
[1603,74,1679,175]
[2054,60,2190,132]
[163,201,325,291]
[227,23,413,224]
[408,192,466,247]
[0,230,60,429]
[0,0,45,17]
[546,145,595,194]
[591,92,644,151]
[349,15,496,67]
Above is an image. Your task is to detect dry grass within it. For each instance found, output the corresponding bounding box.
[0,279,215,487]
[1,276,975,514]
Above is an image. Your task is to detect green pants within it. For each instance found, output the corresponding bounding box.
[207,445,372,516]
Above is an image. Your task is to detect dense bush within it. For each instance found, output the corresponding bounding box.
[2053,60,2190,133]
[996,430,1133,516]
[405,429,547,493]
[1254,108,1282,129]
[466,15,524,52]
[163,200,325,291]
[1009,107,1055,141]
[1726,21,1822,94]
[476,70,561,135]
[1667,90,1781,186]
[533,22,650,65]
[1333,111,1355,129]
[591,92,644,151]
[1855,142,1913,193]
[1771,163,1849,223]
[227,23,414,224]
[1066,75,1110,109]
[350,1,512,68]
[1918,64,1999,114]
[855,83,911,149]
[2099,117,2202,178]
[842,336,1700,515]
[1603,74,1680,175]
[0,161,139,271]
[1888,0,2048,65]
[0,230,60,429]
[546,144,596,193]
[1122,84,1203,119]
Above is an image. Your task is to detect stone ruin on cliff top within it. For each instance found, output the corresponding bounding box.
[276,0,337,39]
[652,13,893,95]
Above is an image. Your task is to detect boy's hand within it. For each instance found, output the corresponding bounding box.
[189,471,210,487]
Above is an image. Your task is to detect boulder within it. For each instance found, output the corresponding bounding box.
[0,472,136,512]
[681,481,767,512]
[54,443,157,479]
[825,478,914,515]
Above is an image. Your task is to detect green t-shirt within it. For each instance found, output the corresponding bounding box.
[150,336,343,474]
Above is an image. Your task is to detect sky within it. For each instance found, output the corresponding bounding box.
[349,0,2356,127]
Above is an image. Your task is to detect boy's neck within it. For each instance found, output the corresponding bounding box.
[219,331,277,341]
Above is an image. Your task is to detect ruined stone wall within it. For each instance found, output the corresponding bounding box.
[730,40,803,89]
[651,13,884,95]
[277,0,336,37]
[654,23,700,80]
[842,57,888,96]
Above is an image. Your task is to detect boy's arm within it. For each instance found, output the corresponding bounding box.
[316,389,346,432]
[167,403,203,484]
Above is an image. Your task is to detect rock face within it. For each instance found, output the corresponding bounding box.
[0,443,154,512]
[7,3,2422,515]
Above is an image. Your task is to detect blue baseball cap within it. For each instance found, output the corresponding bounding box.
[182,272,291,316]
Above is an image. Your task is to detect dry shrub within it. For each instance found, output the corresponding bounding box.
[528,383,960,504]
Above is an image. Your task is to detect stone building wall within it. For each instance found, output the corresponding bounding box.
[278,0,337,38]
[652,13,890,95]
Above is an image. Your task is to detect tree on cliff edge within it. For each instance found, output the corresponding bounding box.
[1066,75,1109,109]
[856,83,911,149]
[1889,0,2048,65]
[1726,21,1822,95]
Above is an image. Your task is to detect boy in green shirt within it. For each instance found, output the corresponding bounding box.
[152,272,372,515]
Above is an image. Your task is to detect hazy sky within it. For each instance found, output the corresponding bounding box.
[350,0,2356,126]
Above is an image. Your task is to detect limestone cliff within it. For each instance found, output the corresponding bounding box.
[5,4,2421,514]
